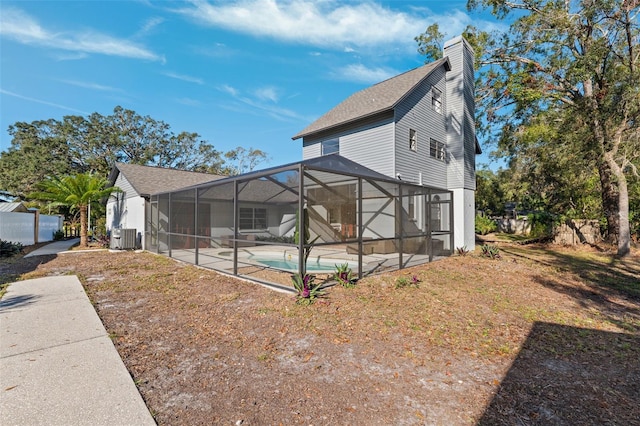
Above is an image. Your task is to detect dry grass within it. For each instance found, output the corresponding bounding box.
[2,243,639,424]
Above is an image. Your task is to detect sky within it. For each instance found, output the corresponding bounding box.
[0,0,505,169]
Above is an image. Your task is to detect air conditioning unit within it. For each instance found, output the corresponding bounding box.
[110,228,137,250]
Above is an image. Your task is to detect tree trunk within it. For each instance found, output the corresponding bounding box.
[605,155,631,257]
[596,158,620,245]
[79,204,88,248]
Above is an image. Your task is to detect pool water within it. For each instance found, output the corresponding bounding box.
[250,257,354,272]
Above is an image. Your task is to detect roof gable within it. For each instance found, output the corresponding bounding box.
[0,202,30,213]
[109,163,224,197]
[292,57,450,140]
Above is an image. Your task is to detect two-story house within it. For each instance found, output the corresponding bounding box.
[292,36,480,250]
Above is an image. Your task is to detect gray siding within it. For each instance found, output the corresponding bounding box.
[462,43,476,190]
[114,173,137,199]
[394,67,448,189]
[302,140,321,159]
[444,37,476,190]
[302,114,395,177]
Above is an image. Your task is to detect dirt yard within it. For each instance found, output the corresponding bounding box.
[2,242,639,425]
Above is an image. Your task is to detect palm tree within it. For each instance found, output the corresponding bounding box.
[30,173,120,247]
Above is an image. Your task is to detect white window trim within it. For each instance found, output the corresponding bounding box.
[321,138,339,156]
[409,129,417,152]
[430,138,446,162]
[432,87,442,114]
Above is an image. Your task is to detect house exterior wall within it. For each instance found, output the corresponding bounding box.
[302,114,395,178]
[362,199,395,239]
[106,173,146,248]
[299,41,477,251]
[444,36,476,191]
[394,66,448,187]
[453,188,476,249]
[444,36,477,250]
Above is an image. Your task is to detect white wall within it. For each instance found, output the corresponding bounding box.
[0,212,62,245]
[453,188,475,250]
[38,215,63,242]
[0,212,36,245]
[106,195,146,247]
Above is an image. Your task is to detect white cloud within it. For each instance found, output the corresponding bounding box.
[335,64,398,84]
[52,52,89,61]
[0,7,163,61]
[194,43,239,58]
[219,84,239,97]
[254,86,279,103]
[217,83,305,122]
[176,97,203,106]
[173,0,498,51]
[135,16,166,38]
[58,79,123,92]
[0,89,89,114]
[161,71,204,85]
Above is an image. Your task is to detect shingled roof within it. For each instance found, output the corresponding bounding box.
[292,57,451,140]
[109,163,224,197]
[0,202,30,213]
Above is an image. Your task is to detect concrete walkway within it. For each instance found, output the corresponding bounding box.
[24,238,80,257]
[0,274,156,424]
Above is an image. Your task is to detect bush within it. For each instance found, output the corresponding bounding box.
[527,211,554,238]
[475,214,497,235]
[53,230,65,241]
[456,246,469,256]
[480,244,501,259]
[0,239,24,258]
[395,274,421,289]
[334,263,356,288]
[292,273,324,305]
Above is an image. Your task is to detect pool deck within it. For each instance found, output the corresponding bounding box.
[168,244,432,287]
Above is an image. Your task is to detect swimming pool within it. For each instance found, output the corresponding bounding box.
[218,250,357,273]
[249,255,358,274]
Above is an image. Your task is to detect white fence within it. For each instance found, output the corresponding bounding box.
[0,211,63,245]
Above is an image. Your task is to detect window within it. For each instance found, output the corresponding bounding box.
[408,190,416,221]
[430,138,445,161]
[239,207,267,230]
[409,129,417,151]
[321,138,339,155]
[431,87,442,114]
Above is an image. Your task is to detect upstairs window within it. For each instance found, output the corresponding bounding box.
[430,138,445,161]
[321,138,339,155]
[431,87,442,114]
[409,129,417,151]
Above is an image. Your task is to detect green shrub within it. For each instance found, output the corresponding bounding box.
[456,246,469,256]
[480,244,501,259]
[334,263,356,288]
[0,239,24,258]
[526,211,554,238]
[292,273,324,305]
[475,215,497,235]
[53,230,65,241]
[395,274,421,289]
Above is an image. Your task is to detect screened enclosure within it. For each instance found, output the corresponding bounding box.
[149,155,453,291]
